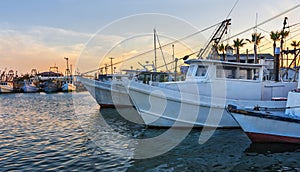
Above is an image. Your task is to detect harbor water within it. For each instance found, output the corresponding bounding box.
[1,92,300,171]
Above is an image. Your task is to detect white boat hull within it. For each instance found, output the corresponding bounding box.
[22,85,39,93]
[127,81,288,128]
[0,87,14,93]
[230,108,300,143]
[0,82,14,93]
[78,77,133,108]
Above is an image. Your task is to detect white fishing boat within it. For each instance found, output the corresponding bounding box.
[127,59,297,128]
[227,89,300,144]
[78,71,171,108]
[0,69,15,93]
[0,81,14,93]
[78,75,131,108]
[21,80,39,93]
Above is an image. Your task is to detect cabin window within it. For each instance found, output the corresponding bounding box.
[216,66,237,79]
[216,65,260,80]
[186,65,196,77]
[195,65,208,77]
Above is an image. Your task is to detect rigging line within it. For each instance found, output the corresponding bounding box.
[253,30,300,53]
[226,0,239,19]
[287,21,300,28]
[255,30,300,54]
[257,27,270,34]
[82,22,223,74]
[155,30,169,72]
[286,31,300,42]
[223,3,300,42]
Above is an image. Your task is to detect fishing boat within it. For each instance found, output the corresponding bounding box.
[43,79,61,93]
[0,81,14,93]
[78,71,170,108]
[227,88,300,143]
[61,57,77,92]
[78,74,131,108]
[127,59,297,128]
[21,80,39,93]
[0,69,15,93]
[61,79,76,92]
[126,18,298,128]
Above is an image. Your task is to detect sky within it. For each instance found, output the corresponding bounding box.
[1,0,300,74]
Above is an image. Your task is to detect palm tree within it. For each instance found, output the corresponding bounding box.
[270,31,281,55]
[291,40,300,67]
[233,38,246,62]
[218,43,229,61]
[246,33,265,63]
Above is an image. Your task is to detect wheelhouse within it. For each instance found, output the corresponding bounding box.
[184,59,264,82]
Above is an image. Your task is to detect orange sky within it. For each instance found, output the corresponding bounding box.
[1,1,300,75]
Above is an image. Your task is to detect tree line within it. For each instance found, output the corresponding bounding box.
[217,31,300,64]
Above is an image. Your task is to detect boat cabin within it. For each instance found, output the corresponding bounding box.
[137,71,171,84]
[184,59,264,82]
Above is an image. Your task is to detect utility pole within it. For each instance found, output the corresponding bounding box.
[109,57,114,75]
[64,57,70,77]
[174,58,178,81]
[105,64,108,75]
[280,17,288,68]
[172,44,175,70]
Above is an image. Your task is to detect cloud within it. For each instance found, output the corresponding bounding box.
[0,24,117,74]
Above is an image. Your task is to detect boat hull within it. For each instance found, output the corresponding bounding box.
[78,77,133,108]
[128,81,288,128]
[62,83,76,92]
[246,132,300,144]
[230,109,300,143]
[0,87,14,93]
[44,82,61,93]
[22,85,39,93]
[0,82,14,93]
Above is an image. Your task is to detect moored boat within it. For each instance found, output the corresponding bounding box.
[0,81,14,93]
[227,90,300,143]
[21,80,39,93]
[61,80,76,92]
[78,75,131,108]
[43,79,61,93]
[78,71,171,108]
[127,59,297,128]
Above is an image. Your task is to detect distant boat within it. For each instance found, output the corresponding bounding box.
[21,80,39,93]
[0,81,14,93]
[61,80,76,92]
[227,85,300,143]
[37,65,64,81]
[44,79,61,93]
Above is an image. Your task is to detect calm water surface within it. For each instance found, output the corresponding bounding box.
[0,92,300,171]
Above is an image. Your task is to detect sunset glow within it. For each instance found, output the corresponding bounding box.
[1,0,300,74]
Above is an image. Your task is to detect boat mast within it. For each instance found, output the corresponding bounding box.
[64,57,70,77]
[280,17,288,68]
[254,13,258,63]
[154,28,157,71]
[197,19,231,59]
